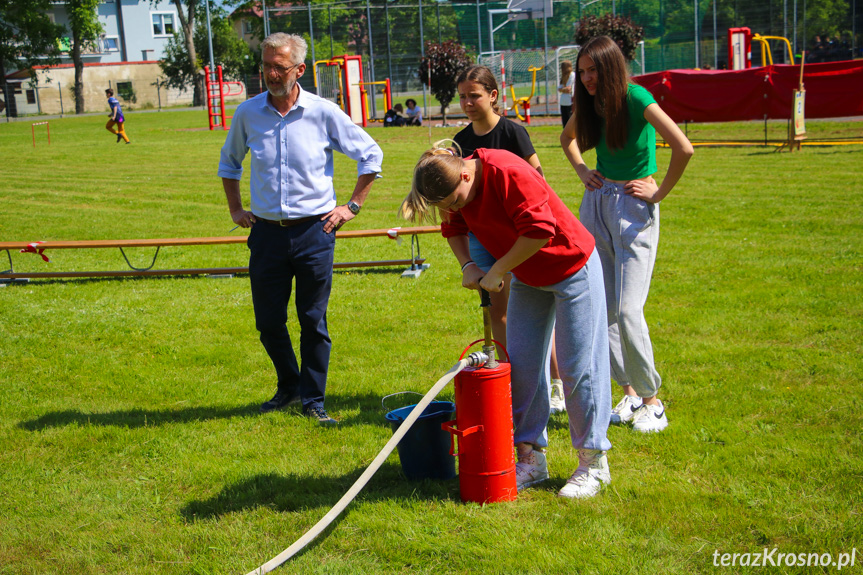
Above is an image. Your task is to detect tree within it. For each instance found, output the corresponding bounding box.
[575,14,645,62]
[160,3,253,95]
[418,41,471,126]
[0,0,64,118]
[65,0,103,114]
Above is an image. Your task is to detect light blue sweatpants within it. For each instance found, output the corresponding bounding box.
[579,180,662,399]
[507,250,612,452]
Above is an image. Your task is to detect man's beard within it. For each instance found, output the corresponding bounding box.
[267,77,296,98]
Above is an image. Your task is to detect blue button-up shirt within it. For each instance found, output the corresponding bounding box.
[218,86,383,220]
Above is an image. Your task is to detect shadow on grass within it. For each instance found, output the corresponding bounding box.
[180,466,459,522]
[17,392,442,431]
[17,403,263,430]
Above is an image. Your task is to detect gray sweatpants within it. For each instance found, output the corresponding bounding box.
[507,251,612,452]
[579,180,662,399]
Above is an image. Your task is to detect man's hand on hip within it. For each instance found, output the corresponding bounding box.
[321,205,354,233]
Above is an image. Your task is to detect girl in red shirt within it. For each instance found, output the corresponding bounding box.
[402,144,613,499]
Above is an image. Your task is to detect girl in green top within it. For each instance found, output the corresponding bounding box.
[560,35,693,434]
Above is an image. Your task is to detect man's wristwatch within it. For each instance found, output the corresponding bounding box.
[346,201,361,215]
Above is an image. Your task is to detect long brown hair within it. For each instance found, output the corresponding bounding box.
[574,35,630,152]
[455,65,501,115]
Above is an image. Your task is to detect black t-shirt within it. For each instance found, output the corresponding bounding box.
[453,116,536,160]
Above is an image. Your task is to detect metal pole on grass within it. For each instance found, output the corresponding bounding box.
[692,0,701,68]
[420,0,428,123]
[477,0,482,54]
[713,0,718,69]
[793,0,798,55]
[543,6,550,116]
[204,0,215,81]
[309,2,317,91]
[262,0,269,37]
[329,6,334,59]
[366,0,376,119]
[784,0,788,63]
[385,1,393,91]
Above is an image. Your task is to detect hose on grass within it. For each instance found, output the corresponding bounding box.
[244,352,488,575]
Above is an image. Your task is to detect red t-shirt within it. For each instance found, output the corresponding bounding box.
[440,148,595,287]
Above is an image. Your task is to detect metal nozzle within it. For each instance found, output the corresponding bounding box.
[465,352,489,368]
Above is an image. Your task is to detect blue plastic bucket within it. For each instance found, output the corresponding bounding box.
[385,400,457,481]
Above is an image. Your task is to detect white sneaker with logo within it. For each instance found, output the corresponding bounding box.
[610,395,643,425]
[549,379,566,413]
[515,448,549,490]
[631,400,668,433]
[557,449,611,499]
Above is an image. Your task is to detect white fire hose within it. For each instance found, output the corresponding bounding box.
[244,352,488,575]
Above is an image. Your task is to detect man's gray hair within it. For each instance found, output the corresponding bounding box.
[261,33,308,65]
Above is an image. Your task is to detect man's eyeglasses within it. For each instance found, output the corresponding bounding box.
[261,62,301,76]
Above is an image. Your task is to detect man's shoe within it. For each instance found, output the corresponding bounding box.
[116,133,122,142]
[610,395,643,425]
[515,448,549,490]
[631,400,668,433]
[549,379,566,413]
[305,405,338,427]
[557,449,610,499]
[259,388,301,413]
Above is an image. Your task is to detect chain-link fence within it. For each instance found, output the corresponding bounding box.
[260,0,860,118]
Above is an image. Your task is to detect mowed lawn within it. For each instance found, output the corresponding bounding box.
[0,110,861,574]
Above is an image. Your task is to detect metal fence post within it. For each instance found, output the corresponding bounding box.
[419,0,428,121]
[694,0,700,69]
[476,0,482,54]
[366,0,376,118]
[386,1,393,91]
[309,2,317,73]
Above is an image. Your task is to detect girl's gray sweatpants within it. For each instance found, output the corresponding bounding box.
[508,250,612,452]
[579,179,662,399]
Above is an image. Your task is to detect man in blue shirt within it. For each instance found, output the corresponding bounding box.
[218,33,383,426]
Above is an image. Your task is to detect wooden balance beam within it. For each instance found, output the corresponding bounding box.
[0,226,440,281]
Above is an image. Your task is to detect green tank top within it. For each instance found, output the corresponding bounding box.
[595,83,657,181]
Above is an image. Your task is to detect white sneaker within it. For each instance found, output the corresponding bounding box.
[631,400,668,433]
[549,379,566,413]
[609,395,643,425]
[557,449,610,499]
[515,449,549,490]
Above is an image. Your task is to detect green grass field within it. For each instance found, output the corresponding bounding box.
[1,111,862,574]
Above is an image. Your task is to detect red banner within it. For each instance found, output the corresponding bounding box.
[634,60,863,123]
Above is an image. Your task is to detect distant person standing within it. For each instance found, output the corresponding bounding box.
[405,98,423,126]
[557,61,575,127]
[105,89,130,144]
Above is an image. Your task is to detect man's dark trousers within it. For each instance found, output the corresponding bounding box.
[248,218,335,410]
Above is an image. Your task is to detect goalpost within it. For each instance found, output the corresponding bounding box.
[477,45,579,117]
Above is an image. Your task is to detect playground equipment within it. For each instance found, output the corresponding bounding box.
[358,79,392,124]
[31,122,50,147]
[753,34,795,66]
[313,55,366,126]
[728,27,795,69]
[204,65,244,131]
[509,65,543,124]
